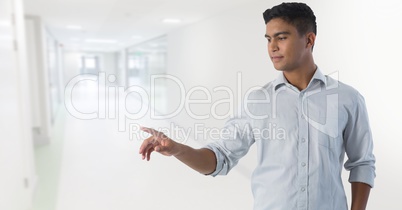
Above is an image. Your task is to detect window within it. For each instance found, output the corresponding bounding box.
[80,55,100,74]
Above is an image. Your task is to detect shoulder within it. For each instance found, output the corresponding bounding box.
[246,81,276,99]
[325,75,366,107]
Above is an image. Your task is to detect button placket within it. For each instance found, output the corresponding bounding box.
[297,91,309,209]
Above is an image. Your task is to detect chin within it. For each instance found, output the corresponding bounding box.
[272,64,285,71]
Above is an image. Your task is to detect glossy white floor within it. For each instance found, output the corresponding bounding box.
[33,78,253,210]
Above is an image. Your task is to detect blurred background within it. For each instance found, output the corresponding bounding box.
[1,0,401,209]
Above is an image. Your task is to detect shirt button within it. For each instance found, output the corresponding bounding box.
[301,162,306,167]
[301,138,306,143]
[301,187,306,192]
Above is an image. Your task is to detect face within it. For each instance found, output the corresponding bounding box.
[265,18,312,72]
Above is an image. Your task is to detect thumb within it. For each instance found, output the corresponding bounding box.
[154,144,172,156]
[154,145,168,153]
[154,145,162,152]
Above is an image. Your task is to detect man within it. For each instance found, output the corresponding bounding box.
[139,2,375,210]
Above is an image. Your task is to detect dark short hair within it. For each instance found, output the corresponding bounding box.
[263,2,317,36]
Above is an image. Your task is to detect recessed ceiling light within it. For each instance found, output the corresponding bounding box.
[162,18,182,23]
[85,39,117,44]
[66,25,83,30]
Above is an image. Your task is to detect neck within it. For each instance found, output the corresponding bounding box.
[283,62,317,91]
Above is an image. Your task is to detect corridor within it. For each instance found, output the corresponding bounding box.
[1,0,402,209]
[34,78,253,210]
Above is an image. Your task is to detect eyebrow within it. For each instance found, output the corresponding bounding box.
[264,31,291,38]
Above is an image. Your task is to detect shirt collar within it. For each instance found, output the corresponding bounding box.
[273,67,327,91]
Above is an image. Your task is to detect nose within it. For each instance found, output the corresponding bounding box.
[268,40,278,52]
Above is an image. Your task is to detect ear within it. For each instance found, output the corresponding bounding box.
[306,32,316,50]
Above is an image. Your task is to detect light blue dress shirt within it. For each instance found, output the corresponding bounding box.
[204,68,376,210]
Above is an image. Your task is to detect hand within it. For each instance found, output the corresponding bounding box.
[139,126,178,161]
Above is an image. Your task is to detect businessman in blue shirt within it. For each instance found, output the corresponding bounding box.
[139,2,375,210]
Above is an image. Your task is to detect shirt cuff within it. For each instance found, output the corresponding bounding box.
[348,165,376,188]
[203,144,225,177]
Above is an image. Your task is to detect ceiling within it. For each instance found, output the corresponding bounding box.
[23,0,257,52]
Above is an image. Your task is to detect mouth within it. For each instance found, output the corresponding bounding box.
[271,56,284,62]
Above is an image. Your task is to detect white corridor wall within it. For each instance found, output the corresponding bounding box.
[0,0,36,209]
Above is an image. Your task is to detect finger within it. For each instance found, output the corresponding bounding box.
[144,140,155,156]
[140,126,158,136]
[141,126,166,138]
[142,140,156,160]
[146,148,155,161]
[139,136,155,154]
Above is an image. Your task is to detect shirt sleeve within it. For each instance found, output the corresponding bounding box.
[203,116,255,177]
[343,92,376,188]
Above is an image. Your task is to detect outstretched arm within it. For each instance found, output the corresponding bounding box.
[139,127,217,175]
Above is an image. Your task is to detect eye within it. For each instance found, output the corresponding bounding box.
[266,38,271,43]
[278,36,287,41]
